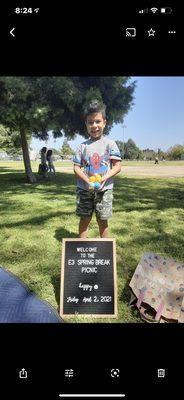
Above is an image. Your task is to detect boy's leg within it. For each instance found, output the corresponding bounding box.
[76,189,94,238]
[96,217,109,238]
[95,189,113,237]
[79,216,92,238]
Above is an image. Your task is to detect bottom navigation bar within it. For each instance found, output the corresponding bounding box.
[59,395,125,398]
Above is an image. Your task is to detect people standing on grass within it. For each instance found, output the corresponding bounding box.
[39,147,48,177]
[46,149,56,175]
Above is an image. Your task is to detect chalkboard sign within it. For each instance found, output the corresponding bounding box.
[60,238,117,318]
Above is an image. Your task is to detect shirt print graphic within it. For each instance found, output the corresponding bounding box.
[84,152,109,177]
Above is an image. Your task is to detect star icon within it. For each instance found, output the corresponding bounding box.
[147,28,156,36]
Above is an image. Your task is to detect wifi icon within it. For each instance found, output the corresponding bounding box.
[150,7,158,13]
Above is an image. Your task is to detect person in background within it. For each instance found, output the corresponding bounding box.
[39,147,48,177]
[46,149,56,175]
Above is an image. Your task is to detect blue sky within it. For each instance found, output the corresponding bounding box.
[31,77,184,153]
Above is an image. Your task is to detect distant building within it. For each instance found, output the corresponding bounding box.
[0,151,9,160]
[12,155,23,161]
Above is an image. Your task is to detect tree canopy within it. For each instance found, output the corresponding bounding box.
[167,145,184,160]
[0,76,136,182]
[60,139,74,157]
[0,124,25,156]
[116,139,143,160]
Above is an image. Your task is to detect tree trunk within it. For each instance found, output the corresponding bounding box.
[20,128,37,183]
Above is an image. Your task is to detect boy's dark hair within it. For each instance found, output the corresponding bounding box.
[41,147,47,153]
[84,99,106,119]
[46,149,52,160]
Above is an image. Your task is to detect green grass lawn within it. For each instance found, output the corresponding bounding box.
[0,160,73,170]
[1,159,184,171]
[0,161,184,323]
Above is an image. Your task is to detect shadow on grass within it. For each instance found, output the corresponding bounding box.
[117,229,184,261]
[119,277,142,322]
[51,274,61,312]
[0,210,74,229]
[52,227,78,308]
[1,169,184,252]
[54,227,78,242]
[1,170,183,211]
[0,171,76,198]
[114,176,184,212]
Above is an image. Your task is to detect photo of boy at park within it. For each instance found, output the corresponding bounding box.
[73,100,122,238]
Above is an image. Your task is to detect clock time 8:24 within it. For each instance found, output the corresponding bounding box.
[15,8,40,14]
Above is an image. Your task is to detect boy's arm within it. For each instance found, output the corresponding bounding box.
[73,164,90,185]
[100,159,121,183]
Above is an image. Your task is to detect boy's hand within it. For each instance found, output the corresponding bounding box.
[88,181,95,190]
[99,175,107,190]
[89,175,107,191]
[89,182,101,190]
[99,162,121,190]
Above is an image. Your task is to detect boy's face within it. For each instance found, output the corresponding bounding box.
[86,112,106,140]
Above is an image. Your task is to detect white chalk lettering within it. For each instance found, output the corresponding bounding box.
[100,296,112,302]
[80,253,86,258]
[95,259,110,266]
[77,247,97,253]
[66,296,79,303]
[77,260,94,266]
[87,253,95,258]
[81,267,97,273]
[82,296,92,303]
[79,282,93,291]
[68,259,75,266]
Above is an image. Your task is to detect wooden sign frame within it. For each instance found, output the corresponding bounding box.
[60,238,117,319]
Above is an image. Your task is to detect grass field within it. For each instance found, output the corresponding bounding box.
[0,161,184,323]
[1,159,184,170]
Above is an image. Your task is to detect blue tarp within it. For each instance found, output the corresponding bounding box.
[0,267,63,323]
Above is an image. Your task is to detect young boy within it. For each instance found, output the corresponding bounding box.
[73,100,122,238]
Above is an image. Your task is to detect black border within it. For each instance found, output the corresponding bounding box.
[0,3,183,396]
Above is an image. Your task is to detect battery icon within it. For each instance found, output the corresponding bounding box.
[161,7,172,14]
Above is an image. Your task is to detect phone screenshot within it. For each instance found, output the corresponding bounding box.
[0,2,183,399]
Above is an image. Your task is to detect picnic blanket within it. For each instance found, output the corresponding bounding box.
[129,252,184,323]
[0,266,63,323]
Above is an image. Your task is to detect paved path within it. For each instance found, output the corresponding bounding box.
[121,165,184,177]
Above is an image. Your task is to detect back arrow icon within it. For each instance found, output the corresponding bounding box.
[10,28,15,37]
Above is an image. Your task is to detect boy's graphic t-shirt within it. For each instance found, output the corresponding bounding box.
[73,136,121,191]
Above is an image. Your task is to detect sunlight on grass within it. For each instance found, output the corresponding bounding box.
[0,162,184,323]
